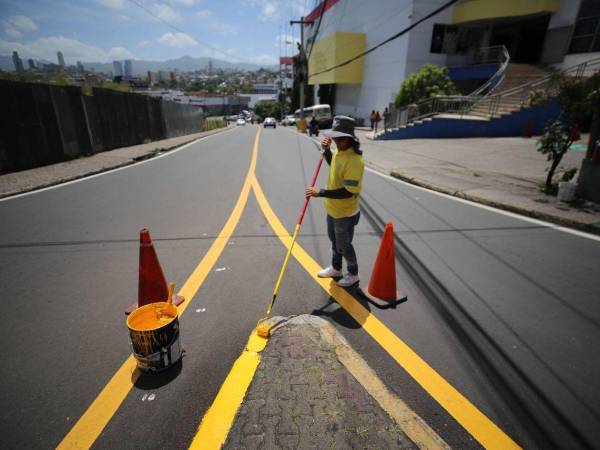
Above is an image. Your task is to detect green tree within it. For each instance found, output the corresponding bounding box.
[254,100,281,120]
[536,72,600,194]
[395,64,458,108]
[537,121,577,193]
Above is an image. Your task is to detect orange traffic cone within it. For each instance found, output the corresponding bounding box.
[366,222,403,302]
[125,228,185,314]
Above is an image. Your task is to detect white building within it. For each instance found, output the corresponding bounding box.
[304,0,600,123]
[112,60,123,77]
[124,60,133,78]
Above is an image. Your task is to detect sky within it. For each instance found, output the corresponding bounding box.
[0,0,312,65]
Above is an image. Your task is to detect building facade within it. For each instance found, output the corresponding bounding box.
[57,51,65,67]
[12,51,24,72]
[113,60,123,77]
[304,0,600,122]
[124,59,133,78]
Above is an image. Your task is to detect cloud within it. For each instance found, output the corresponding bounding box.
[248,54,277,65]
[3,15,38,39]
[156,32,197,47]
[243,0,280,22]
[0,36,135,63]
[96,0,125,10]
[138,39,151,47]
[150,3,180,22]
[195,10,238,36]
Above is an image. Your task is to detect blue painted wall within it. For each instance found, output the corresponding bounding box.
[377,100,561,140]
[448,64,499,81]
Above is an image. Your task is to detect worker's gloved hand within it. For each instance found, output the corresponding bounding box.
[305,187,320,198]
[321,137,332,151]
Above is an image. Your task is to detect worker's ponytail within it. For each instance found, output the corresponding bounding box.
[353,137,363,155]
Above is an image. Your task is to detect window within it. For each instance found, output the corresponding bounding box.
[568,0,600,54]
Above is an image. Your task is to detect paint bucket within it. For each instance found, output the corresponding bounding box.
[126,301,182,373]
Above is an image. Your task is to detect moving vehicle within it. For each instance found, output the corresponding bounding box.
[263,117,277,128]
[294,104,332,129]
[282,115,296,126]
[236,118,246,126]
[309,119,319,137]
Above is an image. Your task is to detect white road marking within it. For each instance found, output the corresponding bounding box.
[0,127,238,202]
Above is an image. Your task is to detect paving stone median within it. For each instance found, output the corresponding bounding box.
[224,316,447,450]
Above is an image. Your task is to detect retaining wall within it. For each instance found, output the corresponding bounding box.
[0,80,204,173]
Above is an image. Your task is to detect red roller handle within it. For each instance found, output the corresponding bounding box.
[297,157,324,225]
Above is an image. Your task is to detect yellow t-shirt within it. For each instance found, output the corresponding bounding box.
[323,148,364,219]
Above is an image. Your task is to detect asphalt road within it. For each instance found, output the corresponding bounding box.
[1,125,599,449]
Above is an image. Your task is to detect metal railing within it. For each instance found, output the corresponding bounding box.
[469,45,510,96]
[383,55,600,133]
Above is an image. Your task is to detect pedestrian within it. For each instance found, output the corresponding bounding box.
[374,110,382,133]
[305,116,365,287]
[383,107,390,132]
[369,110,376,130]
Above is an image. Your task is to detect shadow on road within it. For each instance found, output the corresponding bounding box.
[132,359,183,389]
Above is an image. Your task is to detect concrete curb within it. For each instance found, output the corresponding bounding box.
[389,170,600,236]
[0,126,230,200]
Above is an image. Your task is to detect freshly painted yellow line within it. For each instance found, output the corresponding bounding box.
[56,128,261,450]
[250,174,521,450]
[189,333,268,449]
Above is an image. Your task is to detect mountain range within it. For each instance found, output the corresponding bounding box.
[0,55,277,73]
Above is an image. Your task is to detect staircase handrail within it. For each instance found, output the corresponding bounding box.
[384,56,600,135]
[491,56,600,99]
[468,45,510,97]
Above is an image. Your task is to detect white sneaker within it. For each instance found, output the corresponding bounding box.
[337,273,360,287]
[317,266,342,278]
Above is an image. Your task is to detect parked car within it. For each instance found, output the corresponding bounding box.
[263,117,277,128]
[236,118,246,126]
[282,115,296,126]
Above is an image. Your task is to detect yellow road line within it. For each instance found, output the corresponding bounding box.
[56,127,261,450]
[250,173,521,450]
[188,333,268,449]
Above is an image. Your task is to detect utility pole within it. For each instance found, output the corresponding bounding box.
[290,17,313,119]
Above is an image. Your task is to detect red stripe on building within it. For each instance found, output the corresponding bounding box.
[305,0,339,23]
[280,56,293,65]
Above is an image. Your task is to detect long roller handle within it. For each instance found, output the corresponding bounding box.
[266,156,324,315]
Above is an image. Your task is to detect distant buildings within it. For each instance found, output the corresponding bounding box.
[12,51,24,72]
[124,59,133,77]
[252,83,278,94]
[76,61,84,73]
[28,59,36,70]
[57,51,65,67]
[113,60,123,77]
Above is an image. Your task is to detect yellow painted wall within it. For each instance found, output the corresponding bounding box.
[308,32,365,85]
[452,0,560,24]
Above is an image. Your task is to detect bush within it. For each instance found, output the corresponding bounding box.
[395,64,458,108]
[201,119,226,132]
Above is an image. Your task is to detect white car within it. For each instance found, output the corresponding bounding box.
[236,118,246,126]
[263,117,277,128]
[283,115,296,126]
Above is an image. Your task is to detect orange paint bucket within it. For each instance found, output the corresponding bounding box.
[126,301,182,373]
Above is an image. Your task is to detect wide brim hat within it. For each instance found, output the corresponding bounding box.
[324,115,356,139]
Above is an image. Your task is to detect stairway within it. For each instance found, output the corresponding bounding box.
[469,63,552,118]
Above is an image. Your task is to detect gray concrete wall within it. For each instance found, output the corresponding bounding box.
[0,80,205,173]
